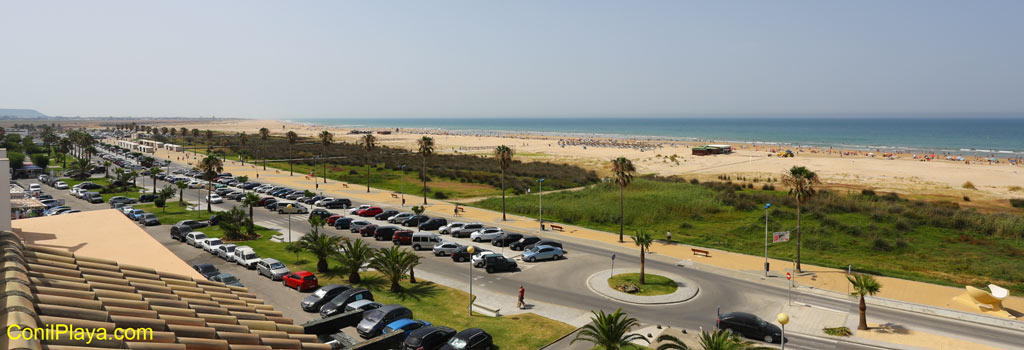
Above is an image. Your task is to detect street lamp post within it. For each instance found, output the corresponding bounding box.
[537,178,545,230]
[286,203,293,242]
[400,164,407,207]
[467,246,476,315]
[764,203,772,277]
[777,312,789,349]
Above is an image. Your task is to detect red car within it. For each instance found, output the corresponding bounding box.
[281,271,318,291]
[258,197,275,206]
[392,230,414,245]
[358,207,383,217]
[327,215,344,226]
[359,224,379,237]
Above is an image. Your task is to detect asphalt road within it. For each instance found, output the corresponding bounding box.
[26,152,1024,350]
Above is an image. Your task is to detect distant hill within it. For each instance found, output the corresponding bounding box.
[0,109,48,118]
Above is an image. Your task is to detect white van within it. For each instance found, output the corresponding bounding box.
[233,246,261,269]
[411,233,442,251]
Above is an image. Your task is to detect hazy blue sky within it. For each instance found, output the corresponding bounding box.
[2,1,1023,118]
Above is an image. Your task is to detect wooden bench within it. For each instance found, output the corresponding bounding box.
[391,193,398,199]
[549,224,565,232]
[342,184,349,188]
[691,248,710,257]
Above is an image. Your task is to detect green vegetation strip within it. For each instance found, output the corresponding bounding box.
[132,203,574,350]
[607,273,678,296]
[472,178,1024,293]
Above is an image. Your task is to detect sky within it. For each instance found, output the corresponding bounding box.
[2,1,1023,119]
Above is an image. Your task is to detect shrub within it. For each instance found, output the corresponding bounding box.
[963,181,976,190]
[823,327,852,337]
[433,191,449,199]
[872,238,893,252]
[1011,199,1024,208]
[861,189,876,196]
[689,178,699,185]
[963,196,971,202]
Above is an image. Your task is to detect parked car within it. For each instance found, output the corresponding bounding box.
[357,304,413,339]
[138,193,157,203]
[217,244,237,261]
[127,209,146,221]
[450,246,482,262]
[185,232,210,247]
[409,233,442,251]
[282,271,319,291]
[54,181,68,189]
[388,212,414,224]
[349,204,371,215]
[526,240,563,251]
[359,224,379,237]
[320,288,374,317]
[309,209,334,221]
[84,192,104,203]
[450,223,484,238]
[324,198,352,209]
[349,220,372,233]
[375,210,400,221]
[373,226,402,241]
[470,228,503,242]
[472,252,499,268]
[266,201,283,211]
[304,195,325,205]
[109,196,137,207]
[257,258,290,280]
[191,263,220,280]
[201,238,224,254]
[207,194,223,204]
[404,326,457,350]
[440,328,492,350]
[301,284,351,312]
[326,214,345,226]
[392,230,414,245]
[345,300,383,313]
[278,202,308,214]
[314,197,336,206]
[171,220,209,240]
[138,213,161,226]
[418,218,448,231]
[718,312,783,343]
[358,206,383,217]
[211,273,244,287]
[432,241,461,256]
[491,233,523,247]
[439,222,466,235]
[401,215,430,227]
[233,246,261,269]
[333,217,355,230]
[482,255,518,273]
[509,236,542,251]
[257,197,275,206]
[522,246,564,262]
[383,319,432,340]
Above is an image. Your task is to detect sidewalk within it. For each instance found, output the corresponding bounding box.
[148,145,1024,324]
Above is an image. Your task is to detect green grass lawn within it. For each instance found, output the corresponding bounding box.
[472,178,1024,293]
[607,273,678,296]
[133,202,574,350]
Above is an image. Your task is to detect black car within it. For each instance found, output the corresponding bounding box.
[139,193,157,203]
[191,264,220,280]
[450,246,481,263]
[305,195,325,205]
[324,198,352,209]
[309,209,333,221]
[321,288,375,317]
[139,213,161,226]
[440,328,492,350]
[266,201,282,211]
[171,220,210,240]
[509,236,541,251]
[373,226,401,241]
[242,182,261,190]
[301,284,351,312]
[334,217,355,230]
[375,210,400,221]
[78,182,103,190]
[418,218,448,231]
[404,326,457,350]
[482,255,517,273]
[401,215,430,227]
[491,233,523,247]
[718,312,783,343]
[526,240,563,251]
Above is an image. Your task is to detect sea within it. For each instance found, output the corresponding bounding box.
[290,117,1024,156]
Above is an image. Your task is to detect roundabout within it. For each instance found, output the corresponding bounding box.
[587,268,700,305]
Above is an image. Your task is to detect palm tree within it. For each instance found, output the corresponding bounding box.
[238,132,248,163]
[199,155,224,213]
[57,138,71,167]
[335,238,373,283]
[612,157,636,242]
[849,273,882,330]
[319,130,333,183]
[656,329,771,350]
[369,246,420,292]
[299,229,342,273]
[494,145,514,221]
[243,192,261,223]
[362,134,376,192]
[286,130,298,175]
[259,127,270,170]
[631,230,654,284]
[149,167,163,195]
[69,158,94,180]
[571,308,648,350]
[417,136,434,204]
[176,180,188,204]
[781,166,821,272]
[102,160,111,178]
[179,127,188,140]
[169,127,177,137]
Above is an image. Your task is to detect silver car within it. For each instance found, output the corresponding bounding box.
[387,212,413,224]
[432,241,461,256]
[451,223,485,238]
[349,220,372,233]
[522,246,565,262]
[256,258,290,280]
[217,244,237,261]
[440,222,467,235]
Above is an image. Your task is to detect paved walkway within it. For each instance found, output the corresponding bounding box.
[586,269,699,304]
[143,145,1024,323]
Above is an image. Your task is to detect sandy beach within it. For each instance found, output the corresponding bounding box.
[153,118,1024,207]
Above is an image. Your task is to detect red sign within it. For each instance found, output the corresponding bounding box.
[785,272,792,280]
[773,231,791,243]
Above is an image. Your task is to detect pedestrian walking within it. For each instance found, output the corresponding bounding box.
[518,285,526,309]
[454,205,459,217]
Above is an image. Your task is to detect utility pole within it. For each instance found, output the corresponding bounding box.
[537,178,545,230]
[764,203,772,277]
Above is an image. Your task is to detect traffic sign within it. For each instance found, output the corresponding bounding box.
[785,272,792,280]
